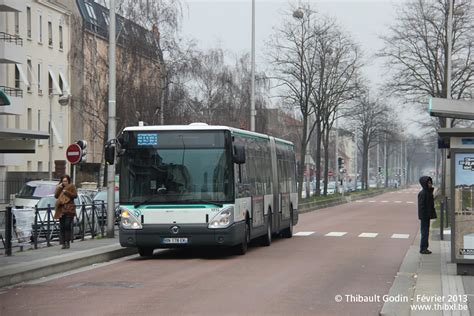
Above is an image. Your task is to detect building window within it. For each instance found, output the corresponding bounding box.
[27,108,32,130]
[14,65,20,89]
[48,72,53,95]
[59,75,63,93]
[14,12,19,35]
[48,21,53,46]
[37,63,42,94]
[27,59,33,92]
[27,7,31,38]
[38,161,43,172]
[59,25,63,49]
[38,11,43,43]
[27,161,32,171]
[85,2,97,22]
[102,12,109,25]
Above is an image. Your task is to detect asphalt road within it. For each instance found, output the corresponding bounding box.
[0,187,421,316]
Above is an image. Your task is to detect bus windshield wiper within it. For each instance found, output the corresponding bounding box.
[176,199,223,208]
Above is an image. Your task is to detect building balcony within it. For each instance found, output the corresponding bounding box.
[0,32,25,64]
[0,86,23,115]
[0,0,24,12]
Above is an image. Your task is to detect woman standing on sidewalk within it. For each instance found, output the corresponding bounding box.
[54,175,77,249]
[418,176,437,254]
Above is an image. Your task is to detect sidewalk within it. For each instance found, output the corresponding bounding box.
[0,236,137,288]
[381,228,474,316]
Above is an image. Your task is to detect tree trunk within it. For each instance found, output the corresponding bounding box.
[323,129,330,195]
[315,119,322,197]
[297,117,308,199]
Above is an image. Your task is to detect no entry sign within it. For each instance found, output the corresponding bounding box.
[66,143,82,164]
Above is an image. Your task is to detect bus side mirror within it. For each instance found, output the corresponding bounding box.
[233,144,246,164]
[104,144,115,165]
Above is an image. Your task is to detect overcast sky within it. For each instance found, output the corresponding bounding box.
[180,0,426,135]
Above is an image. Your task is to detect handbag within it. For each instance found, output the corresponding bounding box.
[58,192,70,205]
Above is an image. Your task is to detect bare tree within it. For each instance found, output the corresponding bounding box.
[349,93,391,190]
[379,0,474,126]
[267,3,321,198]
[311,19,363,195]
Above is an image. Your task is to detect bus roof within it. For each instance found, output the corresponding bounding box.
[123,123,294,146]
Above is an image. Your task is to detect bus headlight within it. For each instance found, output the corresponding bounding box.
[208,206,234,229]
[121,208,142,229]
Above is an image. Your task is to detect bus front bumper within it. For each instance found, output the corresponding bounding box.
[119,221,245,248]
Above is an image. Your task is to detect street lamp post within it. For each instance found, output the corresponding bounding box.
[250,0,256,131]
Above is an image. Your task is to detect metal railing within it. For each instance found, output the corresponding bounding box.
[0,86,23,98]
[1,201,119,255]
[0,32,23,46]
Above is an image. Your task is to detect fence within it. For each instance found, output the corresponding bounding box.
[1,201,119,255]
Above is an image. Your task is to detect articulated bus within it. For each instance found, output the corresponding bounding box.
[113,123,298,256]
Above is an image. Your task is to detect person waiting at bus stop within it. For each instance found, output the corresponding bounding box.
[54,175,77,249]
[418,176,437,254]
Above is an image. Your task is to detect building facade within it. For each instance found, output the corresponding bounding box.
[0,0,71,203]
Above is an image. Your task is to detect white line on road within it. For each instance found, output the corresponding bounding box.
[369,200,376,203]
[394,201,402,203]
[391,234,410,239]
[355,200,363,203]
[406,201,414,204]
[294,232,315,236]
[325,232,347,237]
[358,233,378,238]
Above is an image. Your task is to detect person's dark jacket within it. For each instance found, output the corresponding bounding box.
[418,176,437,220]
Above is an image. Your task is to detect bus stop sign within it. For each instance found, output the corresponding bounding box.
[66,143,82,164]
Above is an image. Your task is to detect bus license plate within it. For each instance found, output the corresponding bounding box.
[162,237,188,244]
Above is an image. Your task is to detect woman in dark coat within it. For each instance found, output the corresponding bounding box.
[418,176,437,254]
[54,175,77,249]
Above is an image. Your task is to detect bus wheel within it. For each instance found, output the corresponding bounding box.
[138,247,154,257]
[282,211,293,238]
[261,216,272,246]
[234,221,250,255]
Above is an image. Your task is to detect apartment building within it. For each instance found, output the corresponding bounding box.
[0,0,71,203]
[64,0,162,184]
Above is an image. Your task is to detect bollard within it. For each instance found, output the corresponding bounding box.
[46,205,52,246]
[101,201,105,238]
[5,206,12,256]
[33,207,38,249]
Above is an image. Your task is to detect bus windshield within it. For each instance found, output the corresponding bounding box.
[120,131,233,205]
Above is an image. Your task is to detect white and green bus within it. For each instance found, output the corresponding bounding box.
[112,123,298,256]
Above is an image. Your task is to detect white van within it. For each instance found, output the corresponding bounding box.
[12,180,58,208]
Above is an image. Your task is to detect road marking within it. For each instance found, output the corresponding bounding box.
[406,201,414,204]
[325,232,347,237]
[355,200,364,203]
[358,233,378,238]
[391,234,410,239]
[294,232,315,236]
[394,201,402,203]
[369,200,376,203]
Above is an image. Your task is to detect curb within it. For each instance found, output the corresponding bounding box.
[0,244,137,288]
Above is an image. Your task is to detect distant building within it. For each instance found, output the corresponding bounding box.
[0,0,71,204]
[64,0,163,184]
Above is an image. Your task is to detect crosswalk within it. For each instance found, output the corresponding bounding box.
[294,231,411,239]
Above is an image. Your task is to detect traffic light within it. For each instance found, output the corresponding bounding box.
[338,157,344,172]
[76,140,87,163]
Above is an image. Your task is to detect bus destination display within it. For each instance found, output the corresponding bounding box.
[137,133,158,146]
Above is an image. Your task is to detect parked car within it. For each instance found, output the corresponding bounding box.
[12,180,58,209]
[92,189,120,224]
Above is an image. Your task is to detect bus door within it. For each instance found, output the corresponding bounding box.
[269,137,280,232]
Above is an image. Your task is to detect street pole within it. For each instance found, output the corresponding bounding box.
[48,95,53,180]
[376,137,380,188]
[107,0,116,238]
[250,0,256,131]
